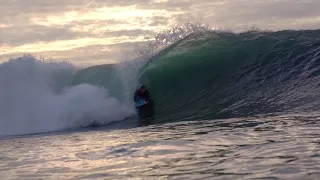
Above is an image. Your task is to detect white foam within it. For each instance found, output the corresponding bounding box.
[0,55,135,136]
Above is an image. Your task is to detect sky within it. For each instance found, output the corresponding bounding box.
[0,0,320,66]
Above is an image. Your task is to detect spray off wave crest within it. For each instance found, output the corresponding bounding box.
[0,55,135,136]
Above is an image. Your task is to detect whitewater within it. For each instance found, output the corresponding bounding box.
[0,56,136,136]
[1,26,320,179]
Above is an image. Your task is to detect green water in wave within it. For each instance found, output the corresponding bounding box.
[140,32,280,121]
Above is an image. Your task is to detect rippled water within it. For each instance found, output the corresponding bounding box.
[1,115,320,180]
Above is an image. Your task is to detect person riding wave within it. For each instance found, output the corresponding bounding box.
[134,85,154,123]
[134,86,150,105]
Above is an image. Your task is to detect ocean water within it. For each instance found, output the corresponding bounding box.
[1,28,320,179]
[1,115,319,179]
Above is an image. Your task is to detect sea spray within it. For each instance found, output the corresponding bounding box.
[0,55,134,136]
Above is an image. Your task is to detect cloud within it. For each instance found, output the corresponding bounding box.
[0,25,80,46]
[0,42,144,66]
[1,0,320,28]
[179,0,320,30]
[0,22,154,47]
[1,0,320,65]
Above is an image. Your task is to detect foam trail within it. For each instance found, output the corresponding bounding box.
[0,55,134,136]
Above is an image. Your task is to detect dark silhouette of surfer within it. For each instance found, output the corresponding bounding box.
[134,86,150,103]
[134,86,155,125]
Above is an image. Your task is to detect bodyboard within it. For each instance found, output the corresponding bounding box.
[135,98,146,107]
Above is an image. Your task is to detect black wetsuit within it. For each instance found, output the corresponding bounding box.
[134,89,154,124]
[134,89,150,102]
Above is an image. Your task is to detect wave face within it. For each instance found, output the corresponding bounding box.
[3,29,320,136]
[140,30,320,122]
[0,56,134,136]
